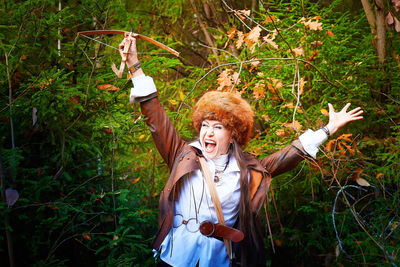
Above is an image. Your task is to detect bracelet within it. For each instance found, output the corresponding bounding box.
[319,126,330,138]
[128,62,141,74]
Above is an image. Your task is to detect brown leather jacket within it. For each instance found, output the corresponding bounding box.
[138,95,308,251]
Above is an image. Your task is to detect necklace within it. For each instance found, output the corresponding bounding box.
[212,154,230,186]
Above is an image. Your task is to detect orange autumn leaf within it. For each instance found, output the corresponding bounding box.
[320,108,329,117]
[152,192,158,198]
[97,84,120,92]
[325,139,335,151]
[293,47,304,57]
[262,114,271,122]
[283,120,302,131]
[132,177,141,184]
[326,30,334,37]
[276,128,286,137]
[263,32,278,49]
[236,31,244,49]
[244,26,262,53]
[253,84,266,100]
[263,15,276,24]
[236,9,251,20]
[227,28,236,39]
[83,234,91,240]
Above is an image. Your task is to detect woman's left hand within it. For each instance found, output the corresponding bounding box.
[325,103,364,136]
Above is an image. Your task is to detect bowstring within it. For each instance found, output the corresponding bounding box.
[79,34,172,55]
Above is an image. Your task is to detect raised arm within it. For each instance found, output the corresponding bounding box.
[260,103,364,177]
[119,36,186,170]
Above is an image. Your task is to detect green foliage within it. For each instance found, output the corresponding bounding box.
[0,0,399,266]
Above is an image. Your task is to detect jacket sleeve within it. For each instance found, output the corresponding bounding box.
[259,129,327,177]
[130,75,186,171]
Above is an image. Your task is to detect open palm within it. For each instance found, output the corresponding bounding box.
[326,103,364,135]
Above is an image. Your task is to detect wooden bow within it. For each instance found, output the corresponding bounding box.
[77,30,180,78]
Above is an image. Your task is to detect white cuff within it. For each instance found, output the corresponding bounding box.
[299,129,328,158]
[129,75,157,103]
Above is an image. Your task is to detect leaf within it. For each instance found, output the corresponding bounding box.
[227,28,236,39]
[320,108,329,117]
[376,173,384,179]
[303,19,323,30]
[252,83,266,99]
[244,26,262,53]
[293,47,304,56]
[263,32,278,49]
[283,120,302,131]
[236,31,244,49]
[69,95,81,105]
[96,84,120,92]
[356,177,370,187]
[5,188,19,206]
[132,177,141,184]
[83,234,91,240]
[217,69,233,90]
[263,15,276,24]
[326,30,334,37]
[179,91,185,101]
[236,9,250,20]
[261,114,271,122]
[168,99,178,106]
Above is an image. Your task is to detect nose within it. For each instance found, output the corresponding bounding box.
[206,127,214,136]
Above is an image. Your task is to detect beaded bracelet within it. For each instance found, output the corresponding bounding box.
[319,126,330,138]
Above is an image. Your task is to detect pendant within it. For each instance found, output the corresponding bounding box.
[214,174,223,186]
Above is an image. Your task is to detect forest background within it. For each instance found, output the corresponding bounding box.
[1,0,399,266]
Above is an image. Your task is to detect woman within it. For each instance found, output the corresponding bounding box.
[119,36,363,266]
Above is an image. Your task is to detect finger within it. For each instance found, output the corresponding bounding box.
[349,116,363,121]
[328,103,334,114]
[348,107,362,114]
[352,110,364,117]
[341,103,351,112]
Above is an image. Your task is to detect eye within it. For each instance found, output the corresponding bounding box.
[214,125,223,130]
[201,122,208,128]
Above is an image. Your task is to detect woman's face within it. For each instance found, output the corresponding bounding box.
[200,120,232,159]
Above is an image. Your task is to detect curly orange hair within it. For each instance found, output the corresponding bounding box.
[192,91,254,147]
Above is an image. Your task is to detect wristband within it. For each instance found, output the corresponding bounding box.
[319,126,330,138]
[128,62,142,74]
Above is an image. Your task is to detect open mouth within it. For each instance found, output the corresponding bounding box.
[204,140,216,153]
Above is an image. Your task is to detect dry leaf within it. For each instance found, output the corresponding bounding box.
[376,173,384,179]
[356,177,370,187]
[283,120,302,131]
[69,95,81,105]
[262,114,271,122]
[227,28,236,39]
[304,19,323,30]
[293,47,304,57]
[320,108,329,117]
[83,234,91,240]
[236,31,244,49]
[168,99,178,105]
[298,77,306,95]
[263,15,277,24]
[263,32,279,49]
[326,30,334,37]
[253,83,266,99]
[276,128,286,137]
[237,9,251,20]
[132,177,141,184]
[97,84,120,92]
[227,28,236,40]
[311,41,323,47]
[244,26,262,53]
[217,69,233,90]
